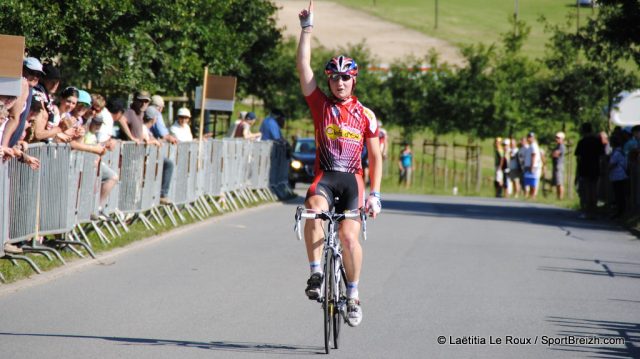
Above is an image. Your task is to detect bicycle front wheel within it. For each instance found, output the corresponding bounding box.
[333,261,346,349]
[323,249,332,354]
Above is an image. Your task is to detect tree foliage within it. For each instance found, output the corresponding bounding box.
[0,0,282,98]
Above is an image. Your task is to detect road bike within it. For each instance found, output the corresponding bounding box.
[294,205,367,354]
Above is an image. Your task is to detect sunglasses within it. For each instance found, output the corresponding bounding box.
[328,73,353,82]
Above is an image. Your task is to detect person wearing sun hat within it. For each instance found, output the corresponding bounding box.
[169,107,194,142]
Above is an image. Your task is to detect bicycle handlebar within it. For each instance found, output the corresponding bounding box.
[294,206,367,241]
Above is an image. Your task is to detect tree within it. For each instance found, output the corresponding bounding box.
[0,0,283,98]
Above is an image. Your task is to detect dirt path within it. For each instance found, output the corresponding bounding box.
[274,0,464,67]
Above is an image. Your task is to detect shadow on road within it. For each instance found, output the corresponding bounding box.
[0,332,322,355]
[383,198,623,233]
[538,257,640,280]
[546,316,640,358]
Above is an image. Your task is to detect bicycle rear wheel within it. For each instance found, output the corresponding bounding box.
[323,249,332,354]
[333,261,346,349]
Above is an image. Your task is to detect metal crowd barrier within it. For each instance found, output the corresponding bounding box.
[37,144,73,236]
[0,162,9,259]
[1,138,291,276]
[118,143,146,214]
[102,143,121,215]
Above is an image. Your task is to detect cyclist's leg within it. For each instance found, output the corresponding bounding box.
[304,172,332,299]
[336,173,364,326]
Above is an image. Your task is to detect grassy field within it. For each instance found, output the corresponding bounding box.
[339,0,596,60]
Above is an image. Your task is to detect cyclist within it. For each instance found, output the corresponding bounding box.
[297,0,382,327]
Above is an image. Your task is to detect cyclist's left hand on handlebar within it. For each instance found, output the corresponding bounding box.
[365,192,381,218]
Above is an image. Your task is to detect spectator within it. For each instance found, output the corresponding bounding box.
[494,137,505,197]
[104,98,126,142]
[34,63,62,141]
[260,109,285,142]
[86,94,114,144]
[233,111,261,140]
[149,95,178,145]
[502,138,511,196]
[623,125,640,157]
[118,90,150,144]
[2,58,42,157]
[63,89,91,129]
[507,138,521,198]
[551,131,566,200]
[227,111,246,138]
[169,107,194,142]
[57,86,79,119]
[608,134,628,219]
[144,108,174,205]
[82,114,118,220]
[523,132,542,199]
[27,92,72,143]
[378,120,388,160]
[398,141,413,188]
[575,122,605,219]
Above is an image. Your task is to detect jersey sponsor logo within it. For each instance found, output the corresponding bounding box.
[325,124,362,141]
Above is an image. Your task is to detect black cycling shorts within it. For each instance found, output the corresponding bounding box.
[306,170,364,213]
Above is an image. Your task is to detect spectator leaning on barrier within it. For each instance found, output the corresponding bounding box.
[551,132,566,200]
[144,108,174,205]
[119,90,150,144]
[87,94,114,144]
[34,63,62,141]
[105,98,126,142]
[57,86,78,120]
[259,109,285,142]
[1,57,41,160]
[169,107,194,142]
[234,111,261,140]
[83,114,118,220]
[149,95,178,145]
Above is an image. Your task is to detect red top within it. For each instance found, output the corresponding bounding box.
[305,87,378,175]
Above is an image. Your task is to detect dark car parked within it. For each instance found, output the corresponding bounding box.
[289,138,316,188]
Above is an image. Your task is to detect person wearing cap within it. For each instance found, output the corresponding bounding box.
[118,90,150,144]
[233,111,261,140]
[68,89,91,128]
[523,132,542,199]
[149,95,178,145]
[551,131,567,200]
[1,57,42,157]
[170,107,194,142]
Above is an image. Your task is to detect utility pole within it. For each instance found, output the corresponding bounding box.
[576,0,580,33]
[435,0,439,29]
[514,0,519,34]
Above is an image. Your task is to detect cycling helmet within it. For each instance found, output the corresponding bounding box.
[324,55,358,77]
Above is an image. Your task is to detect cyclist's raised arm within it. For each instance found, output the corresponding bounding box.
[297,0,317,97]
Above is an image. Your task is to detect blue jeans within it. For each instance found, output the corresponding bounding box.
[161,157,174,197]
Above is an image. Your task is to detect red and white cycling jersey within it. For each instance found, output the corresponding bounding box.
[305,87,378,175]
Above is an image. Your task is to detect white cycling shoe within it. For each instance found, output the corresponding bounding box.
[346,298,362,327]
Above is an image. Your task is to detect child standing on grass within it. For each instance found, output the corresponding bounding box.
[398,142,413,188]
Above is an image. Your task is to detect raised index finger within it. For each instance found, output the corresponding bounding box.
[309,0,313,13]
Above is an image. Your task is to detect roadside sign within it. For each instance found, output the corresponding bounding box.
[0,34,25,97]
[194,75,237,112]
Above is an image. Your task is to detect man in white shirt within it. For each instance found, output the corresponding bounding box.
[523,132,542,199]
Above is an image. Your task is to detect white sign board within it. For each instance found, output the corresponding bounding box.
[194,75,237,112]
[611,90,640,126]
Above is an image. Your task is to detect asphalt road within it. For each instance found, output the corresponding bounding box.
[0,192,638,359]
